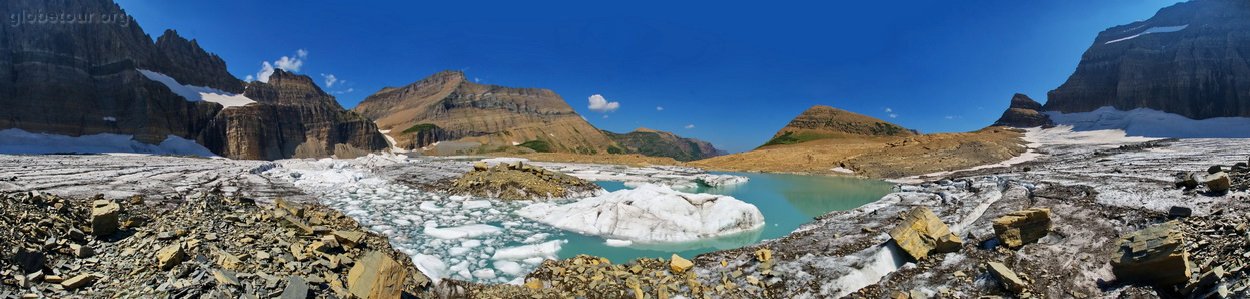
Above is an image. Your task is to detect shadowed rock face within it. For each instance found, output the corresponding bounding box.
[993,94,1054,128]
[1046,0,1250,119]
[0,0,385,159]
[354,70,619,154]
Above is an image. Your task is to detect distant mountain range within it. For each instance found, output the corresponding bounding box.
[0,0,720,161]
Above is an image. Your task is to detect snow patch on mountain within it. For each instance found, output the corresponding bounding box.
[1046,106,1250,138]
[1104,24,1188,44]
[138,69,257,108]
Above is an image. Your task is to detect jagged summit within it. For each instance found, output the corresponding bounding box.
[993,94,1054,128]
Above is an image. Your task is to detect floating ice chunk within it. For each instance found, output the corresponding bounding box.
[472,269,497,279]
[604,239,633,247]
[461,240,482,248]
[462,200,492,210]
[522,233,550,244]
[494,261,525,276]
[517,184,765,243]
[448,247,470,256]
[411,254,447,284]
[423,224,502,239]
[492,240,567,261]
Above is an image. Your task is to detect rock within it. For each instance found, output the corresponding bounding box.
[889,207,963,260]
[156,243,187,271]
[347,251,408,299]
[275,198,304,218]
[1176,172,1202,190]
[1208,165,1223,174]
[217,252,243,270]
[70,244,95,258]
[754,248,772,263]
[1168,206,1193,218]
[280,276,309,299]
[986,262,1028,293]
[279,215,315,235]
[213,269,240,286]
[60,273,99,290]
[670,254,693,274]
[1110,221,1191,286]
[992,208,1051,249]
[13,249,44,274]
[90,200,121,237]
[332,230,366,248]
[473,162,489,171]
[1204,172,1231,193]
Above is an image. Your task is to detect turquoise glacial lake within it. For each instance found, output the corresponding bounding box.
[555,172,894,263]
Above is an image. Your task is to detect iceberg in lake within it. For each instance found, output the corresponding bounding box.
[517,184,765,243]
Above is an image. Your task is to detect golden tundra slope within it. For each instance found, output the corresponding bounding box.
[692,105,1026,178]
[353,70,618,154]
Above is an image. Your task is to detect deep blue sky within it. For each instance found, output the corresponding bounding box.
[115,0,1182,153]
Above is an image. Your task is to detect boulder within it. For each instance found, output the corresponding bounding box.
[1233,162,1250,173]
[754,248,772,263]
[14,249,45,274]
[156,243,187,271]
[991,208,1051,249]
[889,207,962,260]
[90,200,121,237]
[1204,172,1230,193]
[332,230,366,248]
[1110,221,1191,286]
[670,254,694,274]
[473,162,489,171]
[70,244,95,258]
[1168,206,1192,218]
[347,251,408,299]
[1175,172,1202,190]
[1207,165,1223,174]
[986,262,1028,293]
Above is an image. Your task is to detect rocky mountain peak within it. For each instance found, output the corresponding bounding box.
[1045,0,1250,119]
[994,93,1054,128]
[152,28,242,93]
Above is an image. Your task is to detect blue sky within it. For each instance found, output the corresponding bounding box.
[115,0,1183,153]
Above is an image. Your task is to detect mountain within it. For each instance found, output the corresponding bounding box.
[0,0,385,159]
[992,94,1054,128]
[693,105,1024,178]
[759,105,914,147]
[603,128,725,162]
[354,70,619,154]
[1045,0,1250,119]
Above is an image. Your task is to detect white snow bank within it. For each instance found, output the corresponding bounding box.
[1105,24,1188,44]
[604,239,633,247]
[517,184,765,243]
[423,224,502,239]
[138,69,257,108]
[411,254,448,284]
[0,128,217,157]
[1046,107,1250,138]
[491,240,566,261]
[827,243,910,297]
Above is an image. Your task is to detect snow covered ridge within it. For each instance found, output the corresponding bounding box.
[137,69,258,108]
[0,128,217,157]
[516,184,766,243]
[1045,106,1250,138]
[1104,24,1188,44]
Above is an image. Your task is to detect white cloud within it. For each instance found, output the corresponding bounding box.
[587,94,620,113]
[244,75,255,82]
[254,49,308,83]
[884,107,893,113]
[944,115,959,120]
[888,113,898,118]
[684,124,695,129]
[321,73,338,87]
[656,106,664,111]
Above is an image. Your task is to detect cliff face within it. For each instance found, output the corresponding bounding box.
[761,105,913,147]
[604,128,725,162]
[993,94,1054,128]
[1045,0,1250,119]
[355,71,619,154]
[0,0,385,159]
[200,70,388,160]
